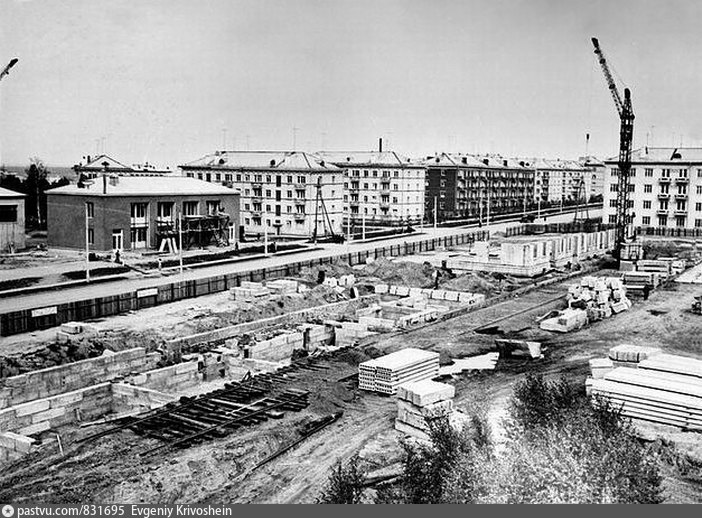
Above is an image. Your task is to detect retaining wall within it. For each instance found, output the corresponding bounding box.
[125,361,201,393]
[0,348,160,410]
[111,383,177,413]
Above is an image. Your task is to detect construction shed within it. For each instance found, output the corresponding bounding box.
[0,187,25,252]
[46,176,240,252]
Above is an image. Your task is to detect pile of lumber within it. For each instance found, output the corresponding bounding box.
[539,308,588,333]
[394,379,463,440]
[586,352,702,431]
[565,276,632,322]
[359,348,440,395]
[622,271,660,298]
[609,343,661,366]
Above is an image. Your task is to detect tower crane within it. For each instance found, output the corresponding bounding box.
[591,37,635,264]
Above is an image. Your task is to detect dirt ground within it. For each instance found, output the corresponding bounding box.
[2,269,702,503]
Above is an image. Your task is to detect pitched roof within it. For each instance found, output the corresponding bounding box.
[180,151,343,172]
[73,154,171,173]
[316,151,417,167]
[0,186,25,198]
[607,147,702,163]
[46,175,239,197]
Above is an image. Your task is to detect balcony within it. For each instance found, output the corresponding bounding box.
[656,208,669,215]
[675,209,688,215]
[659,176,671,183]
[251,182,263,189]
[250,211,262,218]
[676,177,689,184]
[380,177,391,185]
[349,200,360,206]
[657,193,670,199]
[675,194,688,200]
[294,198,306,205]
[380,201,390,208]
[294,213,306,221]
[294,183,307,190]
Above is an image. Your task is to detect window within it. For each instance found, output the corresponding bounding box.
[183,201,199,216]
[130,227,147,249]
[609,215,617,224]
[696,219,702,228]
[225,174,232,183]
[236,174,241,182]
[678,184,688,195]
[643,200,651,209]
[88,228,94,245]
[609,184,618,192]
[244,204,250,210]
[244,218,250,225]
[86,202,94,218]
[662,169,671,178]
[679,169,688,178]
[660,200,668,210]
[157,202,173,220]
[658,215,668,226]
[696,202,702,211]
[676,215,687,227]
[130,203,147,220]
[609,199,617,208]
[676,200,687,211]
[642,216,650,225]
[611,168,619,176]
[644,184,652,193]
[645,168,654,177]
[265,190,272,198]
[628,184,635,192]
[215,173,221,182]
[697,185,702,195]
[206,200,220,215]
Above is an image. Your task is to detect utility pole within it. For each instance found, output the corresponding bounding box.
[0,58,19,169]
[263,210,269,256]
[433,196,437,230]
[178,211,184,276]
[362,211,366,240]
[85,202,90,283]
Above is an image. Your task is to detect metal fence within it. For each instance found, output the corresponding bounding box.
[635,226,702,238]
[0,230,488,337]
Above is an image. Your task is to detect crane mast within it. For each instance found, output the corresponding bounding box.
[591,37,635,264]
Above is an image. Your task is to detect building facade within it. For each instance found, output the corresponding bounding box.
[316,151,425,226]
[0,187,25,252]
[603,147,702,230]
[423,153,535,221]
[47,176,240,252]
[73,154,174,179]
[180,151,344,239]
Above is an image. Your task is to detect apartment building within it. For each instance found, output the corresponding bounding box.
[423,153,535,221]
[517,158,592,205]
[316,151,425,226]
[603,147,702,230]
[180,151,344,238]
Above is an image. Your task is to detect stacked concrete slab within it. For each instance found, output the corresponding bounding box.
[587,350,702,430]
[359,348,440,395]
[622,271,660,298]
[565,276,632,322]
[374,284,485,308]
[230,281,270,301]
[394,379,466,441]
[539,308,588,333]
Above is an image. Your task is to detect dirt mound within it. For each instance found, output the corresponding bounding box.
[298,262,356,283]
[0,340,106,379]
[361,258,435,288]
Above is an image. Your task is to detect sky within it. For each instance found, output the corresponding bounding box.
[1,0,702,168]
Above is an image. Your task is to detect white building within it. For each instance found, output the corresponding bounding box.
[317,150,425,226]
[180,151,344,239]
[603,147,702,230]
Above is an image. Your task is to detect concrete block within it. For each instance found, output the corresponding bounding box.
[31,407,66,424]
[388,285,398,295]
[395,286,410,297]
[444,291,460,302]
[18,421,51,436]
[15,400,51,417]
[175,361,198,374]
[50,391,84,408]
[3,432,35,453]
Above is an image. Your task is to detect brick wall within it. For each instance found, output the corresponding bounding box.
[0,348,161,410]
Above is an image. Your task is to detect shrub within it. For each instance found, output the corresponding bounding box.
[317,455,366,504]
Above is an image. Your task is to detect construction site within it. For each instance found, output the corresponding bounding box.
[0,210,701,503]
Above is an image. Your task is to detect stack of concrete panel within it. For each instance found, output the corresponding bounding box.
[623,271,659,298]
[609,344,661,366]
[586,356,702,430]
[358,348,440,395]
[395,379,455,440]
[539,308,588,333]
[265,279,299,294]
[636,260,671,278]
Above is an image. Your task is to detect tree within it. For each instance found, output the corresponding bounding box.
[24,157,51,229]
[317,455,366,504]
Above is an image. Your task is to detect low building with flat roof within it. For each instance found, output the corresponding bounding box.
[46,175,240,252]
[0,187,25,252]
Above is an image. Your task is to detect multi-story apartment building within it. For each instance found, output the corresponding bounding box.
[316,151,425,226]
[180,151,344,238]
[423,153,535,221]
[579,156,606,201]
[603,147,702,230]
[518,158,591,205]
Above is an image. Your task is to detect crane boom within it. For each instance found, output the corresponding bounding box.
[591,37,635,264]
[0,58,18,83]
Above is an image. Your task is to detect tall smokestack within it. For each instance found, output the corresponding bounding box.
[379,138,383,153]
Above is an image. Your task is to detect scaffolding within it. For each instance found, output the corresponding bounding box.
[156,213,231,252]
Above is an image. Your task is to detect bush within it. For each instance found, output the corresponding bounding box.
[317,455,366,504]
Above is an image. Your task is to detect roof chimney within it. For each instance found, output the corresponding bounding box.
[379,138,383,153]
[109,174,119,187]
[102,174,107,194]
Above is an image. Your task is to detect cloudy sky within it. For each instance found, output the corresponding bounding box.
[1,0,701,168]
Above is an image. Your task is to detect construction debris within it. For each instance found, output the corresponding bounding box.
[539,308,588,333]
[358,348,440,395]
[439,353,500,375]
